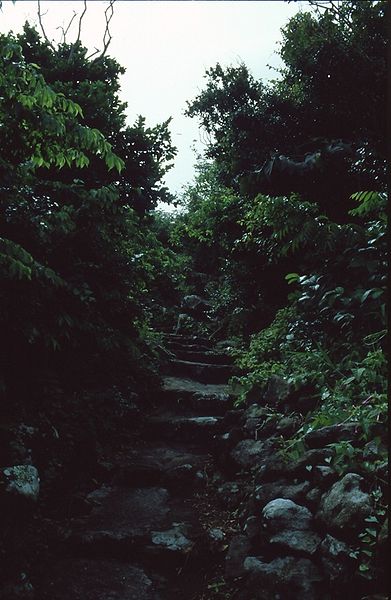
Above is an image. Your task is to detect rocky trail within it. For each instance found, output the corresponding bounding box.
[2,334,387,600]
[34,333,240,600]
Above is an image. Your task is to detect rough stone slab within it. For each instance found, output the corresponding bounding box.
[174,349,234,365]
[254,448,334,484]
[145,413,223,442]
[70,486,171,549]
[166,359,234,384]
[163,333,213,347]
[270,529,321,555]
[114,444,211,487]
[166,341,211,354]
[38,558,160,600]
[163,376,231,397]
[161,377,232,415]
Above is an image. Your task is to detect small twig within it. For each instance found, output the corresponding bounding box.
[56,11,77,45]
[86,47,100,61]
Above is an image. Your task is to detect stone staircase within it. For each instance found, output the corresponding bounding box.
[36,333,236,599]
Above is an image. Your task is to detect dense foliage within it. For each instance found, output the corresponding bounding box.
[0,24,177,417]
[170,1,387,585]
[0,1,387,594]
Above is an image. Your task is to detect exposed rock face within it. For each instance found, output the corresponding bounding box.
[317,473,373,535]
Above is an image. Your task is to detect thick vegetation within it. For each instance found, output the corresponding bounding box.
[0,1,387,596]
[169,0,387,586]
[0,24,179,418]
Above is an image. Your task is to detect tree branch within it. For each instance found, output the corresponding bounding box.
[68,0,87,63]
[100,0,115,58]
[57,10,77,45]
[86,0,115,61]
[37,0,55,50]
[76,0,88,45]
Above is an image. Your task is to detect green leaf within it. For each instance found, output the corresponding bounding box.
[285,272,300,284]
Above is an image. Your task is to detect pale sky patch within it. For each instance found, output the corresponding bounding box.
[0,1,303,205]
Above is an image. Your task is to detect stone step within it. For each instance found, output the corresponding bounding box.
[166,341,212,354]
[145,413,223,443]
[113,443,211,490]
[161,377,233,416]
[163,333,213,348]
[65,486,206,569]
[38,558,161,600]
[173,349,234,365]
[165,359,234,384]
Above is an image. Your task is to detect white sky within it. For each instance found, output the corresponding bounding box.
[0,1,303,204]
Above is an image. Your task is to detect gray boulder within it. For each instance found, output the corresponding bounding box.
[270,529,321,555]
[262,498,313,532]
[230,439,275,470]
[150,524,193,553]
[317,473,373,534]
